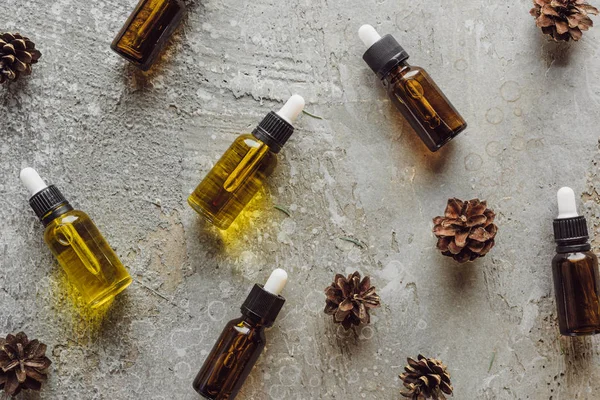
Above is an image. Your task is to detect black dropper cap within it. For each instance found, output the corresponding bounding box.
[29,185,73,226]
[553,216,590,252]
[241,284,286,327]
[363,34,410,79]
[553,187,591,252]
[252,111,294,154]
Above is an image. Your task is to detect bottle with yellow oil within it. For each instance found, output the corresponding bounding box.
[188,95,305,230]
[111,0,186,70]
[20,168,132,308]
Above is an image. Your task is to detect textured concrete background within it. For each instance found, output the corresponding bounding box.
[1,0,600,398]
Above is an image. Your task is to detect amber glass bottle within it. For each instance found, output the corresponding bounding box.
[359,25,467,152]
[552,187,600,336]
[188,95,304,230]
[111,0,185,70]
[20,168,132,308]
[193,269,288,399]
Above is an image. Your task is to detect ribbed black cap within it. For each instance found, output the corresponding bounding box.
[29,185,71,224]
[363,34,410,79]
[252,111,294,153]
[241,284,286,327]
[553,216,589,246]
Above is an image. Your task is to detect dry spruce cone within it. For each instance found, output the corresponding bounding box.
[324,271,381,330]
[399,355,453,400]
[0,332,51,397]
[0,33,42,84]
[530,0,599,41]
[433,198,498,263]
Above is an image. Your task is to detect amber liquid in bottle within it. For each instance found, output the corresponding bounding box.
[192,316,266,399]
[188,134,278,230]
[385,62,467,151]
[44,208,132,308]
[111,0,185,70]
[552,250,600,336]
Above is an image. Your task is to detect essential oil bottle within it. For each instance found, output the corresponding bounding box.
[192,269,288,399]
[188,95,305,230]
[552,187,600,336]
[20,168,132,308]
[111,0,186,70]
[358,25,467,152]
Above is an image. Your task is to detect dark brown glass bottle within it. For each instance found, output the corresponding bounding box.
[193,269,287,399]
[552,187,600,336]
[359,25,467,152]
[193,316,265,399]
[111,0,185,70]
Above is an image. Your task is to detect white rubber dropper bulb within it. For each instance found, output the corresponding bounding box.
[276,95,305,125]
[263,268,288,296]
[20,167,48,197]
[359,24,382,48]
[557,187,579,219]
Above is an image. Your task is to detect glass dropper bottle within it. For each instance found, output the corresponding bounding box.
[20,168,132,308]
[192,269,288,399]
[359,24,467,152]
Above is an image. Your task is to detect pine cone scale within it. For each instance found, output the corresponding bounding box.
[339,298,354,312]
[334,308,350,323]
[444,199,462,218]
[4,374,19,395]
[439,381,452,394]
[454,230,469,247]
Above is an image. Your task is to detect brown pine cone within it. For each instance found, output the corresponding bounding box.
[432,198,498,263]
[0,332,52,397]
[0,32,42,84]
[530,0,599,41]
[399,355,453,400]
[324,271,381,330]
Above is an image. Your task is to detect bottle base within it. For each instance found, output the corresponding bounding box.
[430,122,468,152]
[194,390,215,400]
[187,196,232,230]
[89,275,133,309]
[110,41,154,71]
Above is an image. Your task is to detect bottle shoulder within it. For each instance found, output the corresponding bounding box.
[235,133,274,151]
[44,209,90,231]
[232,134,278,165]
[225,316,266,342]
[386,64,425,84]
[553,251,597,264]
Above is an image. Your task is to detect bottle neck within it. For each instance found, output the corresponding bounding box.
[249,134,275,153]
[42,202,74,227]
[556,239,591,254]
[384,60,411,83]
[240,313,266,328]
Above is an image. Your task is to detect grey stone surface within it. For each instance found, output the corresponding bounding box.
[2,0,600,398]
